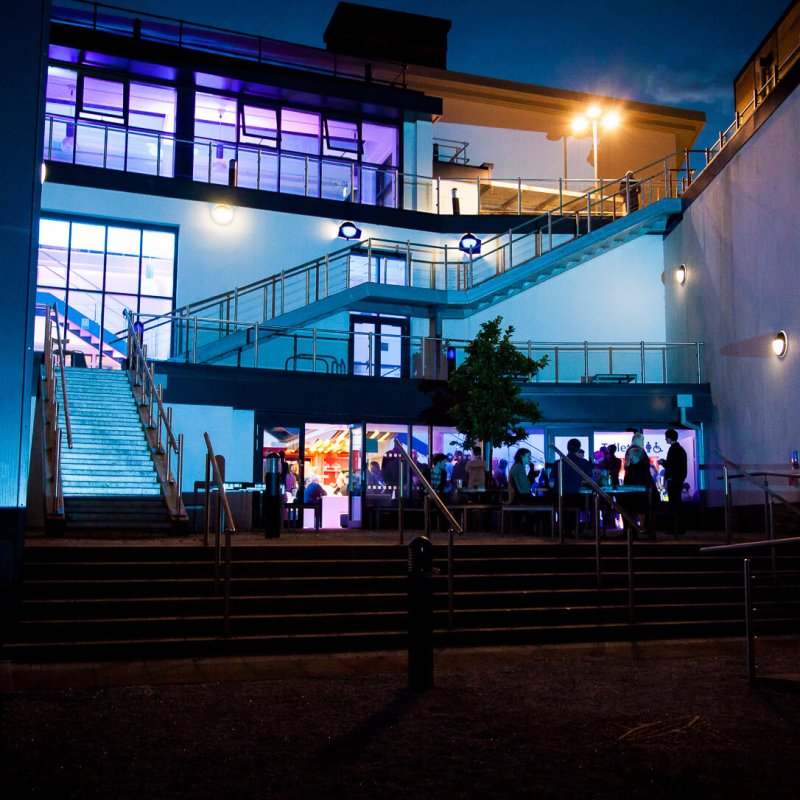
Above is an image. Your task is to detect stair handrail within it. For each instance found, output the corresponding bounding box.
[710,447,800,544]
[124,309,184,504]
[701,536,800,682]
[394,440,462,628]
[203,431,237,637]
[46,303,73,449]
[39,303,73,517]
[551,444,645,622]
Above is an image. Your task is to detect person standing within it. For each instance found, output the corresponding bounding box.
[466,446,487,490]
[659,429,688,536]
[605,444,622,488]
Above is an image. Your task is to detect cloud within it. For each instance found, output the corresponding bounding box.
[643,66,732,108]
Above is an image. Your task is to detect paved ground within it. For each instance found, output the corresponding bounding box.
[3,638,799,799]
[7,526,797,798]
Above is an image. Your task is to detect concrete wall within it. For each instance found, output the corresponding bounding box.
[664,84,800,467]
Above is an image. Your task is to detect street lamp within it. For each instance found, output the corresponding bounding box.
[572,106,620,184]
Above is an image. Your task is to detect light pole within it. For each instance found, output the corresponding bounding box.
[572,105,620,185]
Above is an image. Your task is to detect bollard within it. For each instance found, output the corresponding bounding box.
[263,452,283,539]
[408,535,434,690]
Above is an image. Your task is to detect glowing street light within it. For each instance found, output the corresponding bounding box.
[572,106,621,184]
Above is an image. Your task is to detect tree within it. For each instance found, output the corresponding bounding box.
[447,317,548,455]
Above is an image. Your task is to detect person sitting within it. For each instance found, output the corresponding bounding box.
[466,446,487,490]
[303,476,327,530]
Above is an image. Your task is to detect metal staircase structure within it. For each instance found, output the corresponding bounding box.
[154,155,690,366]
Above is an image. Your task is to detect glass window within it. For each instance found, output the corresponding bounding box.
[240,104,278,146]
[80,76,124,122]
[46,67,77,118]
[105,227,142,295]
[281,109,320,155]
[323,119,360,157]
[129,82,176,133]
[37,219,70,288]
[35,217,176,368]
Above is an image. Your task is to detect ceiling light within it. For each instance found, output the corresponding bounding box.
[676,264,686,285]
[459,232,481,254]
[338,221,362,240]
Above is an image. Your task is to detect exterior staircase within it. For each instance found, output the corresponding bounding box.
[56,367,171,534]
[7,540,800,662]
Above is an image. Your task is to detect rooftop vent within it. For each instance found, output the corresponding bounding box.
[324,2,451,69]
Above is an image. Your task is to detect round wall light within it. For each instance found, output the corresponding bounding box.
[773,330,788,358]
[676,264,686,285]
[211,203,234,225]
[338,221,362,240]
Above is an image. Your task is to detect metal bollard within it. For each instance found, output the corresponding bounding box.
[263,452,283,539]
[407,535,434,690]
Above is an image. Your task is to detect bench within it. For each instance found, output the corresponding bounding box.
[500,504,554,537]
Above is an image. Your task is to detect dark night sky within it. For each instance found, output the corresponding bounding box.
[119,0,791,150]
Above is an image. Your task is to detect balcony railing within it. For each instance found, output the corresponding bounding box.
[127,311,704,384]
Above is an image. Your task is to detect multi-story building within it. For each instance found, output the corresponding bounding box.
[3,0,800,610]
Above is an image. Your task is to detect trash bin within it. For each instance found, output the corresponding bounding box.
[263,453,283,539]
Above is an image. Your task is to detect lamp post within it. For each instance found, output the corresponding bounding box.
[572,105,620,185]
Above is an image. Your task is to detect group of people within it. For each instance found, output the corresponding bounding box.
[430,447,489,493]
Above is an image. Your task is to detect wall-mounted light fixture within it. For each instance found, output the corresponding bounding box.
[41,162,47,184]
[210,203,234,225]
[338,221,362,240]
[458,232,481,254]
[773,330,788,358]
[676,264,687,285]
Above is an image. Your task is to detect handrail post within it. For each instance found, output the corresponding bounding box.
[696,341,702,383]
[406,240,412,286]
[557,460,564,543]
[398,459,404,544]
[640,341,646,383]
[723,464,732,544]
[507,229,513,272]
[583,340,589,382]
[744,558,755,682]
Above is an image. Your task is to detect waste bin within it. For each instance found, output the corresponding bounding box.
[263,453,283,539]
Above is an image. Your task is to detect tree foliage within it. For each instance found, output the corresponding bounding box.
[447,317,548,450]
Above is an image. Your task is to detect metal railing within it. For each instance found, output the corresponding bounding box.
[701,537,800,682]
[144,312,703,384]
[40,304,73,517]
[52,0,409,88]
[552,445,644,622]
[712,448,800,544]
[43,109,699,217]
[394,441,462,628]
[203,432,237,637]
[124,309,184,514]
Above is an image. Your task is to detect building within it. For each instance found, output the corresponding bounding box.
[3,0,799,620]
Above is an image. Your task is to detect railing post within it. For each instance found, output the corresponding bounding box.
[696,341,702,383]
[436,177,440,214]
[547,211,553,251]
[177,433,184,501]
[586,192,592,233]
[583,341,589,382]
[554,345,559,383]
[444,244,448,289]
[253,323,259,368]
[640,341,646,383]
[324,254,330,297]
[723,464,732,544]
[507,230,513,272]
[557,460,564,543]
[744,558,755,682]
[280,270,285,315]
[192,316,198,364]
[406,240,412,286]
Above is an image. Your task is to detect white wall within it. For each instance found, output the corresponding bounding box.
[41,183,460,309]
[664,85,800,467]
[434,122,593,181]
[168,404,255,491]
[447,235,667,344]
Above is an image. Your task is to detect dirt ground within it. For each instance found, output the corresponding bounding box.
[2,639,799,799]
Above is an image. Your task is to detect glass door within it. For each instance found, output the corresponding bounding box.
[349,313,409,377]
